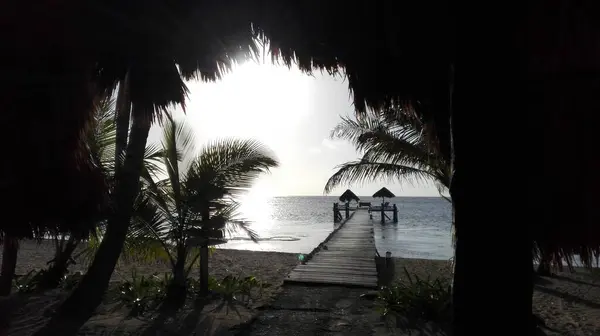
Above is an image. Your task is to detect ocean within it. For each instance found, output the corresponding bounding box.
[222,196,454,261]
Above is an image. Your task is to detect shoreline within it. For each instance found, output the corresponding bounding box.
[8,240,300,284]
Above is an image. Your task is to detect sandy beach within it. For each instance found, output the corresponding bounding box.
[4,241,600,335]
[4,240,300,335]
[390,258,600,336]
[11,240,299,285]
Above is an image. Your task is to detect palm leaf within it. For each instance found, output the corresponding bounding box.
[161,118,197,223]
[324,160,434,194]
[186,138,279,199]
[325,107,449,195]
[127,193,175,265]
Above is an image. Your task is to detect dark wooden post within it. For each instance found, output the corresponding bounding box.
[393,204,398,223]
[345,202,350,218]
[380,202,385,223]
[333,203,339,223]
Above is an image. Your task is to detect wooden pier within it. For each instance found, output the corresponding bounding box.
[285,210,378,288]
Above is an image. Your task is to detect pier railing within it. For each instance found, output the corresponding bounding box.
[333,202,353,222]
[334,202,398,223]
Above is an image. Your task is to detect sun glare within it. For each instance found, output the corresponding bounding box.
[182,60,313,198]
[238,182,274,231]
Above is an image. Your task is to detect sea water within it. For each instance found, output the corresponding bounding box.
[222,196,454,260]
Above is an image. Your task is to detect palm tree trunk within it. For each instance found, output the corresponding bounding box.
[114,74,131,176]
[451,11,535,334]
[536,250,552,276]
[164,246,187,311]
[34,108,152,336]
[0,237,19,296]
[199,246,209,297]
[40,237,79,290]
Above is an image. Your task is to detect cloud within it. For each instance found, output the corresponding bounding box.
[308,147,322,154]
[321,138,339,150]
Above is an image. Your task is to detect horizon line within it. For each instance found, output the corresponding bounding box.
[260,195,447,198]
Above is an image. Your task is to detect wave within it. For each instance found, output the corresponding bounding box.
[228,235,300,242]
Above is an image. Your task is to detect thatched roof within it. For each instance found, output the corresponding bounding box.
[1,0,451,234]
[373,187,395,199]
[339,189,360,203]
[4,0,600,264]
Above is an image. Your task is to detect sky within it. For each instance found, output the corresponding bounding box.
[147,60,443,198]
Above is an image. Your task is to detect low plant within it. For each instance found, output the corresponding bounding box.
[209,275,272,316]
[12,269,46,294]
[108,270,167,318]
[376,267,452,333]
[60,271,83,291]
[186,276,219,298]
[106,272,273,318]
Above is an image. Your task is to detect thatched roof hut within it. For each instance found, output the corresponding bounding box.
[3,0,599,245]
[372,187,395,201]
[0,0,600,335]
[0,0,452,236]
[339,189,360,203]
[4,2,600,332]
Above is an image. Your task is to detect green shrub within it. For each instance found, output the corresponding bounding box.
[13,268,83,293]
[59,271,83,291]
[106,272,273,318]
[376,267,452,332]
[210,275,272,316]
[108,271,167,318]
[13,270,46,294]
[186,276,220,297]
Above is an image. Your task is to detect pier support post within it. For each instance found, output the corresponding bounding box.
[377,251,395,287]
[385,251,392,268]
[393,204,398,223]
[333,203,342,223]
[345,202,350,218]
[381,203,385,223]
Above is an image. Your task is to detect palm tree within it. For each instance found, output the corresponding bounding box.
[324,107,456,250]
[325,107,451,202]
[33,4,263,331]
[38,97,164,289]
[125,118,278,308]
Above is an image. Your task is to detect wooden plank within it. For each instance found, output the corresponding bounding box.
[295,263,377,270]
[310,258,375,263]
[304,263,376,270]
[298,262,377,268]
[285,210,378,288]
[315,249,375,259]
[295,264,377,272]
[285,275,377,288]
[285,278,376,288]
[309,253,375,263]
[286,278,376,287]
[291,268,377,276]
[317,248,373,252]
[307,263,375,270]
[286,273,377,285]
[317,251,375,255]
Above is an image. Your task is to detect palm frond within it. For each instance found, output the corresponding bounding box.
[142,143,166,178]
[324,160,434,194]
[161,118,197,222]
[186,138,279,200]
[86,98,117,172]
[325,106,449,195]
[127,193,175,266]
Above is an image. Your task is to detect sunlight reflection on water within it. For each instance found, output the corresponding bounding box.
[219,196,454,259]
